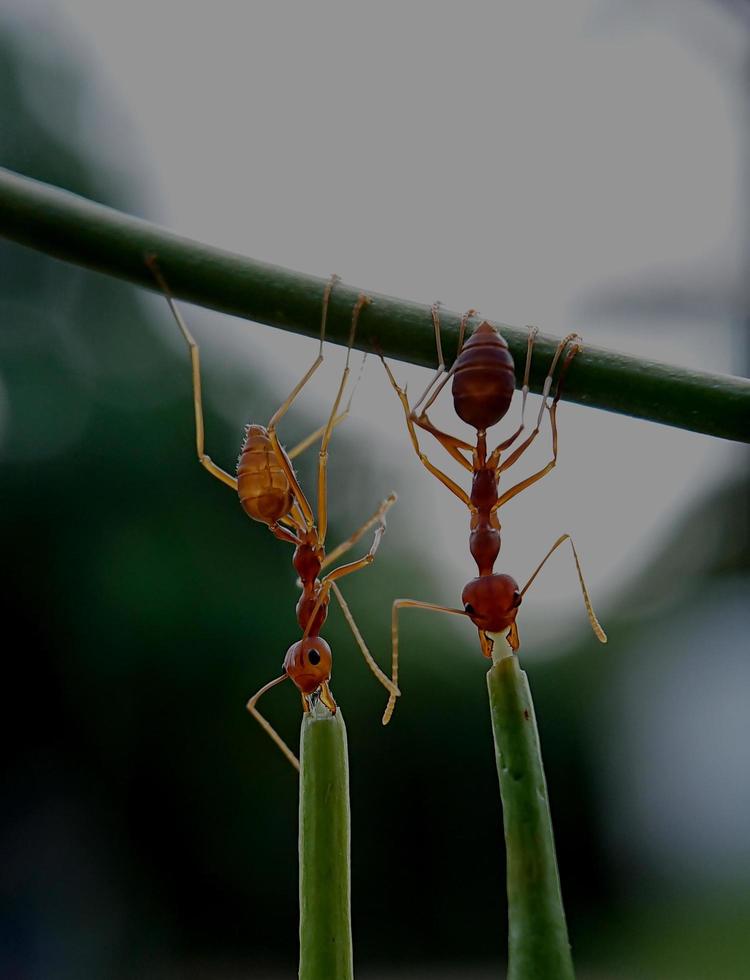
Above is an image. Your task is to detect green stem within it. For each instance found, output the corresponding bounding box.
[299,705,353,980]
[487,649,575,980]
[0,166,748,442]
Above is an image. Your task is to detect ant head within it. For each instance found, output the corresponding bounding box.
[461,574,521,633]
[283,637,332,695]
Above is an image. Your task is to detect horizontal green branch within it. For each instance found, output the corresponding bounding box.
[0,166,747,442]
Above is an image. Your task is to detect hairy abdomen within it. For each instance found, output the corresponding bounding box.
[237,424,294,524]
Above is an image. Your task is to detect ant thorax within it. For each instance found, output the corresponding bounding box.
[295,581,328,636]
[293,542,323,585]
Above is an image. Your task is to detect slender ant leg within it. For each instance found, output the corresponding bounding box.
[406,416,474,471]
[381,356,472,507]
[246,674,300,771]
[494,338,580,508]
[266,274,341,531]
[382,599,469,725]
[330,582,400,698]
[320,492,398,573]
[516,325,540,437]
[300,502,393,645]
[383,304,487,493]
[317,293,371,545]
[267,274,339,431]
[146,255,238,491]
[408,306,480,469]
[410,302,448,417]
[485,325,541,458]
[415,306,478,418]
[490,331,579,474]
[286,352,368,461]
[520,533,607,643]
[289,494,401,700]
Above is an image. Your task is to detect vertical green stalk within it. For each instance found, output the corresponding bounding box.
[298,705,353,980]
[487,644,575,980]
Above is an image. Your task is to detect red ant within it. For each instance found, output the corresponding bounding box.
[381,304,606,723]
[147,259,399,766]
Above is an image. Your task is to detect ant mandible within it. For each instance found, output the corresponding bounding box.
[381,304,606,723]
[147,258,398,766]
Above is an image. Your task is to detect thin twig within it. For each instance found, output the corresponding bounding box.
[0,166,748,442]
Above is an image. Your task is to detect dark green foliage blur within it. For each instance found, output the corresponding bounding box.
[0,18,510,976]
[1,14,748,980]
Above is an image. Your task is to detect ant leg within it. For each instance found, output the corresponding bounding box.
[269,523,303,546]
[410,302,447,416]
[494,400,561,508]
[246,674,300,771]
[301,582,332,643]
[300,499,391,644]
[408,310,478,471]
[301,496,393,642]
[520,533,607,643]
[491,331,579,470]
[411,413,474,471]
[287,351,368,461]
[330,582,400,698]
[517,325,539,436]
[318,294,371,544]
[320,492,397,573]
[411,303,477,421]
[267,273,338,431]
[493,341,580,507]
[381,310,475,472]
[146,255,238,491]
[383,599,469,725]
[320,497,389,586]
[381,356,472,507]
[488,326,540,458]
[287,416,345,461]
[415,307,478,417]
[266,274,341,529]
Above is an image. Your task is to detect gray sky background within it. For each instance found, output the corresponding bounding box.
[18,0,746,654]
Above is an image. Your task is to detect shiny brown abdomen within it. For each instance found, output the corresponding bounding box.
[451,321,515,431]
[237,424,294,525]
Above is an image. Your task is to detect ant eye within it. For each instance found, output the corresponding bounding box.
[308,650,321,666]
[464,603,475,616]
[512,591,522,607]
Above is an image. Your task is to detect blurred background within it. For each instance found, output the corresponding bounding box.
[0,2,748,978]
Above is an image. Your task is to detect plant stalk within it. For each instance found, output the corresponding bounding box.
[299,705,353,980]
[487,640,575,980]
[0,167,748,442]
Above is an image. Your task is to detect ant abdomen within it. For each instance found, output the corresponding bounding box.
[237,424,295,524]
[451,321,515,431]
[461,573,522,633]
